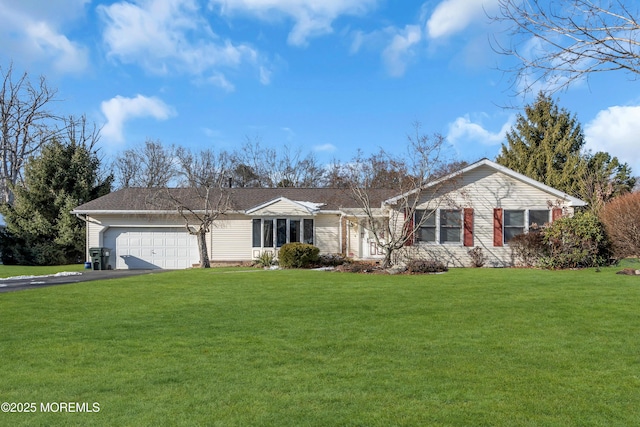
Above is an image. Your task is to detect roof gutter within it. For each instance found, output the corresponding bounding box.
[70,209,239,215]
[74,212,101,225]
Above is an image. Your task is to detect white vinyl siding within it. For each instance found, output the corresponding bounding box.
[210,214,253,261]
[315,214,341,254]
[397,164,574,267]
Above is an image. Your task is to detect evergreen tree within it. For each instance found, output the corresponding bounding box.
[496,92,586,196]
[0,140,112,265]
[496,92,635,203]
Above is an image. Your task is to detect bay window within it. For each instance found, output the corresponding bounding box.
[252,218,314,248]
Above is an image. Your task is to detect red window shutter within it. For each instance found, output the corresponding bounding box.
[552,207,563,222]
[463,208,474,247]
[493,208,503,247]
[403,209,414,246]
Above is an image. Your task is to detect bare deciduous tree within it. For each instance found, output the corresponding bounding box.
[172,147,232,268]
[275,146,325,188]
[494,0,640,93]
[63,114,101,151]
[231,137,326,188]
[345,123,453,268]
[114,139,178,188]
[600,191,640,258]
[0,63,60,203]
[231,136,277,187]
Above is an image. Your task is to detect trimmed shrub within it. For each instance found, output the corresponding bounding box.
[336,261,379,273]
[509,230,545,267]
[318,253,349,267]
[406,259,448,274]
[468,246,487,267]
[540,211,613,269]
[600,192,640,259]
[278,243,320,269]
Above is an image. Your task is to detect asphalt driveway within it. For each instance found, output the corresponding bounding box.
[0,269,164,293]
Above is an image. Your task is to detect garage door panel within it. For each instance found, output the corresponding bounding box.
[104,227,199,270]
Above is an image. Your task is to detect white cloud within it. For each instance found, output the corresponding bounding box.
[25,21,89,73]
[98,0,268,86]
[427,0,499,39]
[314,143,337,152]
[446,114,514,148]
[206,72,236,92]
[259,66,273,85]
[210,0,378,46]
[281,127,296,141]
[0,0,89,73]
[585,105,640,174]
[101,94,176,143]
[381,25,422,77]
[348,25,423,77]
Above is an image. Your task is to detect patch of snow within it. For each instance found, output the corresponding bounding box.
[0,271,82,281]
[53,272,83,277]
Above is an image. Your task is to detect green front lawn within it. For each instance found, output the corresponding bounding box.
[0,263,86,278]
[1,265,639,426]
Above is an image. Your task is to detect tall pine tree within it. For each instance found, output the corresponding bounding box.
[497,92,586,196]
[497,92,634,203]
[0,139,112,265]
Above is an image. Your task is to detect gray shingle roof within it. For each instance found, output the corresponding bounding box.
[72,187,397,213]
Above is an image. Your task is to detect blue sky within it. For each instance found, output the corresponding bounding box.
[0,0,638,175]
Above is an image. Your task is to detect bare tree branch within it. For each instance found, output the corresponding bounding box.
[344,123,456,268]
[493,0,640,94]
[113,139,178,188]
[230,137,327,188]
[0,63,61,203]
[172,147,233,268]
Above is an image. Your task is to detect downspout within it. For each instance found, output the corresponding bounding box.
[75,213,106,262]
[75,213,91,263]
[339,213,344,255]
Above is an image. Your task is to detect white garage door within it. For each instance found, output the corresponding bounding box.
[103,228,199,270]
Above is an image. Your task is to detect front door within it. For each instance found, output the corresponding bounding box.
[361,225,385,259]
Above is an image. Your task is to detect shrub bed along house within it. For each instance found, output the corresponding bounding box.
[406,259,448,274]
[510,212,614,269]
[278,243,320,268]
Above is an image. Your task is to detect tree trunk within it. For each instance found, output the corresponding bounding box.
[196,229,210,268]
[382,248,393,269]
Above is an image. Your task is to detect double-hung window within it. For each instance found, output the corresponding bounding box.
[528,210,549,229]
[415,210,436,242]
[440,210,461,244]
[414,209,461,244]
[502,209,550,244]
[503,210,524,243]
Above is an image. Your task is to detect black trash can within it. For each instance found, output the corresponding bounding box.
[89,247,111,270]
